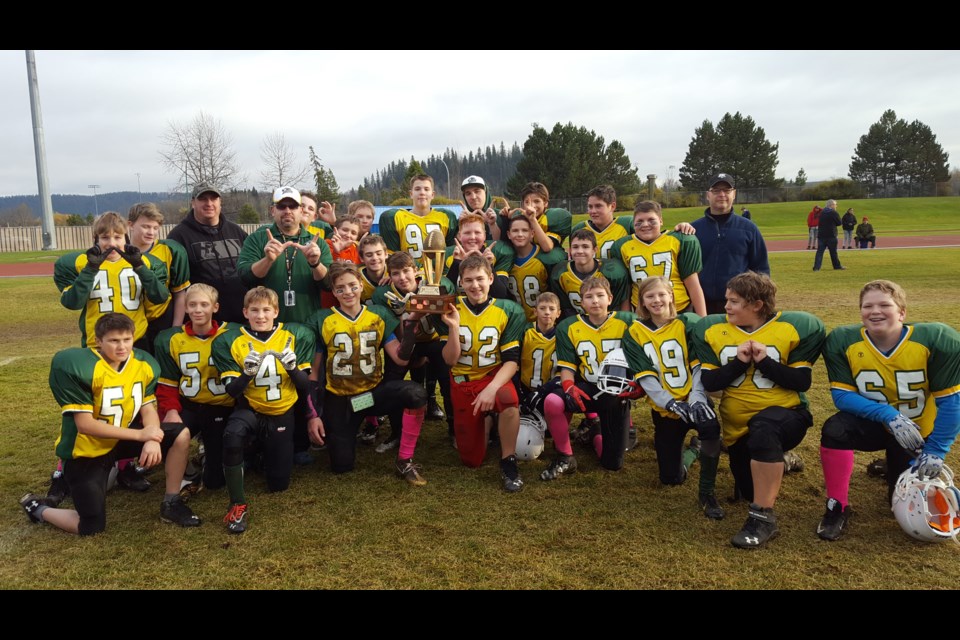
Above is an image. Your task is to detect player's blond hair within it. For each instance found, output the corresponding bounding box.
[860,280,907,312]
[535,292,560,309]
[637,276,676,321]
[92,212,127,240]
[185,283,219,304]
[127,202,164,224]
[244,286,279,310]
[347,200,375,216]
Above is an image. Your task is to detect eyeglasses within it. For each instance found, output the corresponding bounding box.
[708,188,734,195]
[275,203,300,211]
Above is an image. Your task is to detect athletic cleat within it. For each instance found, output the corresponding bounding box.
[396,458,427,486]
[358,421,379,445]
[375,436,399,454]
[540,454,578,481]
[699,493,725,520]
[731,504,779,549]
[117,463,151,492]
[47,470,69,507]
[783,451,805,473]
[160,496,202,527]
[866,458,887,479]
[816,498,853,541]
[500,455,524,493]
[20,493,54,524]
[224,503,248,534]
[571,416,600,446]
[179,478,203,500]
[183,457,203,483]
[426,398,445,421]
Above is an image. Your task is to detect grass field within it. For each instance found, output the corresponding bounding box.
[2,245,960,589]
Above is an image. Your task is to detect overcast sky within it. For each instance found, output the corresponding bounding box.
[2,50,957,197]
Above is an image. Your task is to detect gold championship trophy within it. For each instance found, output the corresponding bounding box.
[406,230,456,313]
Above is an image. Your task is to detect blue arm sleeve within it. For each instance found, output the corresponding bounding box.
[831,388,899,423]
[925,394,960,458]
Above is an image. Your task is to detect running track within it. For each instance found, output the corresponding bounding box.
[2,234,960,278]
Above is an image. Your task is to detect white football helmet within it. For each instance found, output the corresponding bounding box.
[515,409,546,461]
[892,464,960,544]
[596,347,632,396]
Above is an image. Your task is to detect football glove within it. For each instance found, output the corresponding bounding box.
[617,380,645,400]
[690,401,717,424]
[243,349,263,376]
[562,379,591,413]
[118,244,145,269]
[885,413,925,453]
[666,399,693,423]
[85,244,113,268]
[914,453,944,480]
[279,349,298,371]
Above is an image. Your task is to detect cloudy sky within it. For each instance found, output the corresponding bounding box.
[2,50,957,197]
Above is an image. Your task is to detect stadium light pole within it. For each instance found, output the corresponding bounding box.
[136,172,141,197]
[88,184,100,217]
[439,158,451,199]
[25,51,56,249]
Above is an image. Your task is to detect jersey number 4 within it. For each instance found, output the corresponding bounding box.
[90,268,142,312]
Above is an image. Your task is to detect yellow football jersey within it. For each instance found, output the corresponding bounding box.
[520,324,558,391]
[695,311,825,446]
[622,315,700,417]
[212,323,315,415]
[51,347,159,460]
[380,208,457,260]
[571,216,633,259]
[441,297,526,381]
[55,252,167,347]
[609,232,702,311]
[824,323,960,437]
[508,247,567,321]
[144,240,190,322]
[155,322,233,408]
[556,311,636,384]
[359,266,383,304]
[312,305,399,396]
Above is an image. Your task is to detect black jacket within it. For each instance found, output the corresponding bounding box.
[167,211,249,323]
[841,212,857,231]
[818,207,842,239]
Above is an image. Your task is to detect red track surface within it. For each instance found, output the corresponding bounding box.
[1,234,959,278]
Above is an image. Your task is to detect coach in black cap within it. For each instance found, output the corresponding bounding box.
[690,173,770,314]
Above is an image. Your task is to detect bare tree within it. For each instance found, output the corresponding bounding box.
[0,203,39,227]
[259,133,310,190]
[160,111,243,192]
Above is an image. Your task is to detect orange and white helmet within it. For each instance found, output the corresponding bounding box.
[892,464,960,544]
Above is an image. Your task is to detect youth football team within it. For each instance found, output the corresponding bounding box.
[18,172,960,551]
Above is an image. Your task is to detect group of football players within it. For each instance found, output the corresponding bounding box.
[18,172,960,549]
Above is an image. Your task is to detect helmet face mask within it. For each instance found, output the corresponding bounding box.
[892,464,960,544]
[516,409,546,461]
[596,348,632,396]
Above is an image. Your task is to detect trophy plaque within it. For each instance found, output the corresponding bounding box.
[406,230,456,313]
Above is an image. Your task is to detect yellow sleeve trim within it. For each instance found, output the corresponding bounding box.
[62,405,92,414]
[932,385,960,399]
[222,369,242,379]
[558,360,577,372]
[789,361,813,369]
[501,339,519,351]
[831,382,858,392]
[700,363,718,371]
[171,280,191,293]
[159,378,179,387]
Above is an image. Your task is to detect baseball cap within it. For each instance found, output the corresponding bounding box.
[461,175,486,191]
[272,186,302,205]
[191,181,221,199]
[707,173,736,190]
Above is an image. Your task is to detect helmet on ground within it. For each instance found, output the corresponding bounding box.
[515,409,546,461]
[892,464,960,544]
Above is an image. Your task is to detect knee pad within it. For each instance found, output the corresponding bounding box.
[78,511,107,537]
[820,413,857,449]
[696,417,721,442]
[700,438,722,457]
[403,382,429,408]
[495,383,518,408]
[745,421,784,463]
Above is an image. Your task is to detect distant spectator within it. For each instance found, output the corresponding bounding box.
[856,217,876,249]
[813,199,845,271]
[806,205,822,250]
[741,207,752,220]
[841,208,857,249]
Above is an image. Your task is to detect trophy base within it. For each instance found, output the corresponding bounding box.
[406,293,456,314]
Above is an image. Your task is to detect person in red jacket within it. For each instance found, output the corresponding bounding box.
[806,206,822,250]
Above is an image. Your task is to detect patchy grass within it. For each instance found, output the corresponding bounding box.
[2,251,959,589]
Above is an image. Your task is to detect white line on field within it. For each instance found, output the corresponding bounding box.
[0,357,21,366]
